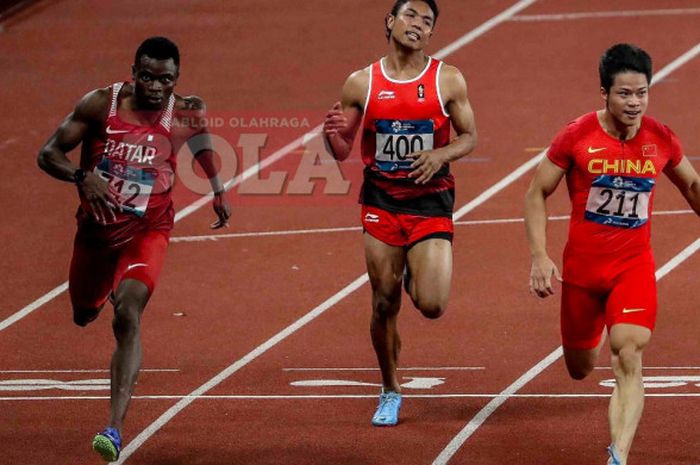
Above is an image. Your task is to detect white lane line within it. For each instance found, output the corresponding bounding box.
[1,124,324,330]
[595,367,700,370]
[432,347,563,465]
[4,393,700,402]
[0,282,68,331]
[510,8,700,22]
[118,140,550,463]
[169,209,694,243]
[433,0,538,59]
[656,238,700,280]
[119,36,700,465]
[433,43,700,465]
[431,238,700,465]
[282,367,485,371]
[119,149,549,463]
[0,369,179,374]
[115,2,542,461]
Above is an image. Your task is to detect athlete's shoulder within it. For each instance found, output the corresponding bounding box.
[560,111,598,137]
[175,94,206,112]
[641,115,677,139]
[437,61,467,87]
[74,86,111,120]
[342,66,371,109]
[347,66,371,87]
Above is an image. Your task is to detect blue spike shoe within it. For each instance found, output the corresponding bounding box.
[371,390,402,426]
[92,426,122,462]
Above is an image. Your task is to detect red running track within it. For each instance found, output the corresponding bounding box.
[1,1,698,464]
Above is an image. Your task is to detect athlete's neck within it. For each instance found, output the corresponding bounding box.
[383,46,429,81]
[597,109,640,141]
[122,94,163,126]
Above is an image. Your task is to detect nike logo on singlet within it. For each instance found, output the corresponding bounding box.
[106,126,130,135]
[126,263,148,271]
[587,146,607,154]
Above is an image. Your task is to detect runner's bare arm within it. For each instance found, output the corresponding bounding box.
[38,89,108,181]
[37,89,120,223]
[524,157,566,298]
[180,96,232,229]
[665,157,700,216]
[409,65,477,184]
[323,68,369,161]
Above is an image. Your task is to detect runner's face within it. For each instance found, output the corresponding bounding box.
[388,1,435,50]
[602,71,649,128]
[132,56,179,110]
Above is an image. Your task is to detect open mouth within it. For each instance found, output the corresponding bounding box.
[624,110,641,118]
[406,31,420,41]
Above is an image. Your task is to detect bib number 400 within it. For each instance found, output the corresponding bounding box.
[382,134,424,160]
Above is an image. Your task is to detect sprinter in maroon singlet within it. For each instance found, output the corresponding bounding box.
[323,0,477,426]
[38,37,230,461]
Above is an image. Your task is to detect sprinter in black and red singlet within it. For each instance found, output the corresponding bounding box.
[323,0,477,426]
[38,37,230,461]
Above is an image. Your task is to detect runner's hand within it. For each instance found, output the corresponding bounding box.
[323,102,347,136]
[408,150,448,184]
[79,171,121,225]
[529,254,562,298]
[210,191,231,229]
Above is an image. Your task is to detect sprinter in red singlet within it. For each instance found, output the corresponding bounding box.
[323,0,477,426]
[525,44,700,465]
[37,37,230,462]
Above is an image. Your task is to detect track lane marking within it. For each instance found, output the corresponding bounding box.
[431,238,700,464]
[1,0,539,328]
[430,41,700,463]
[0,125,325,330]
[114,1,544,461]
[511,8,700,22]
[4,392,700,402]
[169,209,694,243]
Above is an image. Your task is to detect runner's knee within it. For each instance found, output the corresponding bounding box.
[72,306,103,327]
[611,344,643,377]
[564,350,596,380]
[112,299,144,336]
[372,288,401,319]
[414,299,447,319]
[566,362,594,380]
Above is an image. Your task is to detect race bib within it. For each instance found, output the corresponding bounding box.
[584,175,655,228]
[94,158,156,217]
[374,119,434,172]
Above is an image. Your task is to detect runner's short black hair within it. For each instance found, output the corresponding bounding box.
[599,43,652,92]
[134,36,180,68]
[386,0,439,39]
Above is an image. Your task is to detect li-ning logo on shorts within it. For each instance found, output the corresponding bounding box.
[378,90,396,100]
[364,212,380,223]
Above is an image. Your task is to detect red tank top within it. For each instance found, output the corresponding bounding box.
[77,82,176,245]
[360,57,454,216]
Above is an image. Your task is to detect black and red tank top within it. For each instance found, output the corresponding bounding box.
[360,57,454,216]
